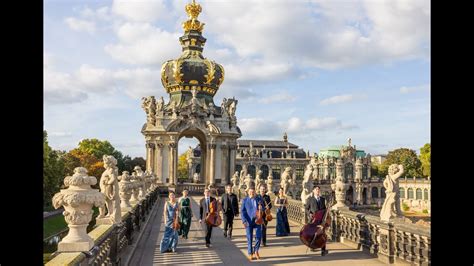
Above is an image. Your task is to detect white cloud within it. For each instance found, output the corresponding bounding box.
[65,17,96,33]
[49,131,73,137]
[80,6,112,21]
[320,94,366,105]
[114,68,165,99]
[400,84,430,94]
[112,0,169,22]
[258,91,297,104]
[76,64,116,93]
[104,22,181,65]
[238,118,281,138]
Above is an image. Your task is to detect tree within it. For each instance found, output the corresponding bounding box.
[63,148,102,178]
[77,139,124,171]
[419,143,430,177]
[381,148,422,178]
[43,131,65,210]
[121,156,146,174]
[177,153,189,181]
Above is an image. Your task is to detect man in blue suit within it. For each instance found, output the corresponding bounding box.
[241,186,265,261]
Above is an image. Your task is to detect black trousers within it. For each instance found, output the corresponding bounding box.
[223,212,234,234]
[261,219,268,244]
[205,223,213,244]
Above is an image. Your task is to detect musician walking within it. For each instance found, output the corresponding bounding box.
[221,184,239,239]
[257,184,272,246]
[159,191,179,253]
[199,188,217,247]
[241,186,266,261]
[305,186,329,256]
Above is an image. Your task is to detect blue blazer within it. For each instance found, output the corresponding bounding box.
[241,196,266,225]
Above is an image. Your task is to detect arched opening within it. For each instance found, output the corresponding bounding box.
[424,188,428,200]
[261,165,269,180]
[318,164,324,179]
[362,164,368,179]
[248,165,256,179]
[407,188,414,199]
[272,165,281,180]
[372,187,379,199]
[344,163,353,181]
[399,187,405,199]
[178,128,208,184]
[362,187,367,204]
[346,186,354,204]
[329,163,336,180]
[235,164,242,175]
[295,165,304,180]
[416,188,422,200]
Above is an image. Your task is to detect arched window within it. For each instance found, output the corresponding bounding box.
[424,189,429,200]
[381,187,386,198]
[416,188,422,200]
[407,188,414,199]
[248,165,256,179]
[260,165,269,180]
[272,165,281,180]
[399,187,405,199]
[329,163,336,180]
[235,164,242,175]
[296,165,304,180]
[195,164,201,174]
[318,164,324,179]
[362,164,368,179]
[344,163,353,181]
[372,187,379,198]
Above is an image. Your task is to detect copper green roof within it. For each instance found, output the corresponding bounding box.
[319,145,366,158]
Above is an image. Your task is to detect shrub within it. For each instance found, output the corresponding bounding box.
[422,209,429,214]
[402,202,410,211]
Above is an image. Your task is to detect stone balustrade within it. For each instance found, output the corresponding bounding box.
[46,188,160,265]
[260,193,430,265]
[175,183,207,195]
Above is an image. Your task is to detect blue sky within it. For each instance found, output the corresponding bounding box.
[44,0,430,158]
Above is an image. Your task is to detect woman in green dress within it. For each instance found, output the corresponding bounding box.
[178,189,193,239]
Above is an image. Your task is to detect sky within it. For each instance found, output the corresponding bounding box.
[44,0,430,158]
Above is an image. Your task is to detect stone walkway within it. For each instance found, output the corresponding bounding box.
[128,196,386,265]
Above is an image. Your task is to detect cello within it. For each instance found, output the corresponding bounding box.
[172,204,181,231]
[205,198,222,227]
[255,201,264,225]
[299,195,333,251]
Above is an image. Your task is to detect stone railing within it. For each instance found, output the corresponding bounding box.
[46,188,160,265]
[176,183,207,195]
[262,194,430,265]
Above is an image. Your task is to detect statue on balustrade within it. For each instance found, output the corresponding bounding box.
[380,164,404,222]
[281,167,293,198]
[231,171,239,191]
[239,165,247,188]
[266,172,274,194]
[134,165,146,199]
[118,171,133,210]
[97,155,121,224]
[255,170,262,190]
[193,172,200,183]
[301,164,314,205]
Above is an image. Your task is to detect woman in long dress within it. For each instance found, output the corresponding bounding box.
[160,191,179,253]
[274,187,290,236]
[178,189,192,239]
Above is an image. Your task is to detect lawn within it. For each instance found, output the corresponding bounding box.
[44,214,67,239]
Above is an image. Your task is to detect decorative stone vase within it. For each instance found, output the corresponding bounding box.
[118,171,133,211]
[52,167,105,252]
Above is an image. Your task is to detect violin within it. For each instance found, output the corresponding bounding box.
[205,198,222,227]
[299,195,333,250]
[264,200,273,222]
[255,201,264,225]
[172,203,180,231]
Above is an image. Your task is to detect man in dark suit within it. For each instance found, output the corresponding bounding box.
[305,186,328,255]
[200,188,217,247]
[257,184,272,246]
[221,184,239,239]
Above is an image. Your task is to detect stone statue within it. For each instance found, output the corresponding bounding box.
[171,101,177,118]
[231,171,239,191]
[380,164,404,222]
[239,164,248,185]
[355,181,363,205]
[244,174,254,193]
[301,164,314,205]
[130,172,140,203]
[208,102,216,119]
[134,165,146,199]
[281,167,293,197]
[221,98,228,117]
[331,174,349,210]
[193,172,199,183]
[266,172,274,195]
[156,96,164,116]
[141,96,156,125]
[255,170,262,190]
[228,98,237,117]
[186,146,193,160]
[52,167,105,252]
[97,155,121,224]
[118,171,133,211]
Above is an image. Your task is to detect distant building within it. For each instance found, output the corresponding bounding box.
[371,155,387,164]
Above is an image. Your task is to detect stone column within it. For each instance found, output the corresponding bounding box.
[146,142,153,171]
[221,143,228,184]
[52,167,105,252]
[154,142,164,183]
[209,143,216,186]
[323,160,329,180]
[229,144,236,184]
[168,142,177,185]
[367,185,372,204]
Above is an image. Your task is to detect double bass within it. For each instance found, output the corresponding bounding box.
[299,195,333,251]
[205,198,222,227]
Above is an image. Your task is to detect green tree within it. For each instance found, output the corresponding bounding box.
[419,143,430,177]
[177,153,188,182]
[77,138,125,171]
[381,148,422,178]
[43,131,65,210]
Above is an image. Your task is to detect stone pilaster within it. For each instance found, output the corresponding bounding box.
[168,142,177,185]
[154,142,164,183]
[229,144,236,184]
[209,143,216,185]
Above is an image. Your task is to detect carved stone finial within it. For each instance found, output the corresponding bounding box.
[52,167,105,252]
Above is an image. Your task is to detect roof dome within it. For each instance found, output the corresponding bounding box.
[160,0,224,98]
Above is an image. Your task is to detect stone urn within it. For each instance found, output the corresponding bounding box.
[52,167,105,252]
[118,171,133,211]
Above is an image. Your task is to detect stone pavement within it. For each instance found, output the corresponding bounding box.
[128,196,387,265]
